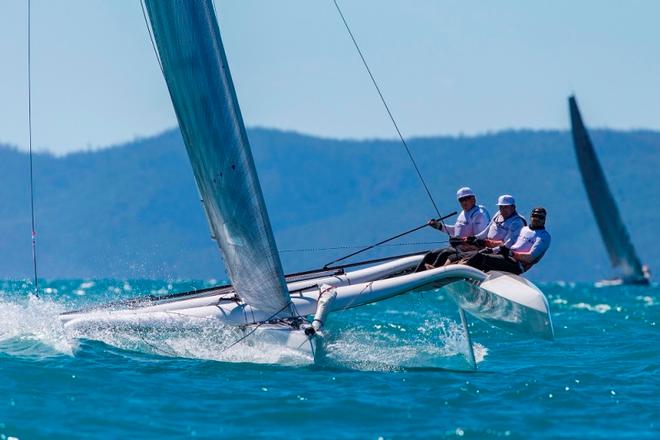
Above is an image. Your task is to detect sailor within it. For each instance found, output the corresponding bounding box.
[462,207,551,274]
[430,187,490,238]
[473,194,526,250]
[416,186,490,271]
[424,193,526,270]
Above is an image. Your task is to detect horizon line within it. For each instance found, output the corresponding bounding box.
[2,124,659,157]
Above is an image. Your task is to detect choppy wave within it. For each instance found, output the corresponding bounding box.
[322,318,486,371]
[0,280,658,439]
[0,294,74,357]
[0,282,484,370]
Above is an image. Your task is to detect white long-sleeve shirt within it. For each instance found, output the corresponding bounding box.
[511,226,552,271]
[475,212,526,247]
[444,205,491,238]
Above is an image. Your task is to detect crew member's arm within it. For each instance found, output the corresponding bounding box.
[472,210,490,238]
[474,218,494,242]
[502,218,525,248]
[485,238,502,248]
[512,235,551,263]
[428,219,454,235]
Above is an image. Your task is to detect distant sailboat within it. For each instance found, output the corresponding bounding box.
[59,1,554,366]
[568,96,650,286]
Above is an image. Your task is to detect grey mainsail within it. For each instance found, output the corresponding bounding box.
[568,96,645,281]
[144,0,292,315]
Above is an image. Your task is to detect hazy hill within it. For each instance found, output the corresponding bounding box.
[0,127,657,282]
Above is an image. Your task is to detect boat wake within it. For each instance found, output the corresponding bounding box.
[67,318,316,366]
[0,293,485,370]
[321,318,487,371]
[0,294,73,357]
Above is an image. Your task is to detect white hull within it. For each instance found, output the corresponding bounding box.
[60,256,554,361]
[444,272,554,340]
[595,277,650,288]
[60,255,426,327]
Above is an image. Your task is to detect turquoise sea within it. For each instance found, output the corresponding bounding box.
[0,280,657,439]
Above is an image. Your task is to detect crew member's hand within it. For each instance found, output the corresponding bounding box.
[485,239,500,248]
[499,246,510,258]
[467,236,485,247]
[449,237,463,247]
[427,219,440,230]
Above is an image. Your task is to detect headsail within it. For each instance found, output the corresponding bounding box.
[144,0,292,315]
[568,96,645,281]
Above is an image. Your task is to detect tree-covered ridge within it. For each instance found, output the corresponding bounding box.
[0,128,656,281]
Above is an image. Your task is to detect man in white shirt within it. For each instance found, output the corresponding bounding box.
[462,207,551,274]
[416,187,490,271]
[474,194,526,249]
[429,187,490,238]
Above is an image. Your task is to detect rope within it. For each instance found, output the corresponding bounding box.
[217,301,298,355]
[332,0,444,223]
[113,306,288,358]
[341,279,374,311]
[323,211,456,268]
[27,0,38,296]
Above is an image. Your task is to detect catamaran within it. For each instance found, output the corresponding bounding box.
[60,1,554,366]
[569,96,650,287]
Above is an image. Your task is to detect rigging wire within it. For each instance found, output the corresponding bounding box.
[279,240,448,254]
[331,0,444,222]
[323,210,457,268]
[216,301,298,355]
[27,0,39,295]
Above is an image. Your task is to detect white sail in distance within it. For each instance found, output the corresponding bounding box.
[144,0,292,315]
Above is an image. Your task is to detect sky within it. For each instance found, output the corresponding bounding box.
[1,0,659,154]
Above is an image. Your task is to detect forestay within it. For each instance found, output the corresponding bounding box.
[144,0,292,315]
[569,96,645,281]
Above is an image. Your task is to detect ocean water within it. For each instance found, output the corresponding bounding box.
[0,279,657,439]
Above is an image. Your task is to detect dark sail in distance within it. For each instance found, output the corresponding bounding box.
[569,96,647,283]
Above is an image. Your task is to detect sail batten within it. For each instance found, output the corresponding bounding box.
[144,0,292,315]
[568,96,645,280]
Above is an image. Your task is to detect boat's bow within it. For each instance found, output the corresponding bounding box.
[444,271,554,340]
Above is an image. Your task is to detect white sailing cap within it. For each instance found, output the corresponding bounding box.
[456,187,475,200]
[497,194,515,206]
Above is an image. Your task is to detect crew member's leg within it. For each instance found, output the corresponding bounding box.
[447,250,477,265]
[415,248,445,272]
[463,253,522,274]
[432,248,459,267]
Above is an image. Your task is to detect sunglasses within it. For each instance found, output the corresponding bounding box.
[531,214,546,219]
[458,197,472,203]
